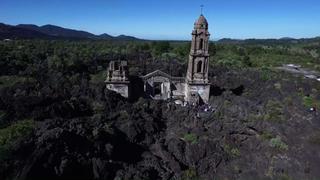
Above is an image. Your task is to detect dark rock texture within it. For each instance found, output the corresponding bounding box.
[1,67,320,180]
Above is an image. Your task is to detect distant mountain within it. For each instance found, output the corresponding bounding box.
[216,38,242,44]
[115,35,140,41]
[279,37,296,40]
[217,37,320,45]
[97,34,140,41]
[17,24,96,39]
[0,23,52,39]
[98,33,113,39]
[1,23,142,41]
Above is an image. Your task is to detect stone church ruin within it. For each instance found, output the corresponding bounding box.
[105,60,130,98]
[105,14,211,105]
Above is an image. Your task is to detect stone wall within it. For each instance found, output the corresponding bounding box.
[106,83,129,98]
[144,76,171,100]
[185,83,210,104]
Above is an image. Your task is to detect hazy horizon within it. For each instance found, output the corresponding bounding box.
[1,0,320,40]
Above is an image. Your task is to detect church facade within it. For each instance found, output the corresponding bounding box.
[105,14,211,104]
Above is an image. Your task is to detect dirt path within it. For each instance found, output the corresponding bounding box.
[277,64,320,82]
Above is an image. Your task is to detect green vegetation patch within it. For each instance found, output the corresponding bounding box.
[260,131,274,141]
[247,113,264,122]
[91,101,105,114]
[302,96,320,108]
[0,111,6,120]
[279,173,293,180]
[274,82,281,90]
[0,119,35,160]
[118,110,130,121]
[223,144,241,158]
[89,70,107,84]
[259,67,276,81]
[303,96,314,107]
[264,100,285,123]
[284,96,293,106]
[0,75,35,88]
[269,136,288,151]
[183,133,198,144]
[308,131,320,145]
[182,168,201,180]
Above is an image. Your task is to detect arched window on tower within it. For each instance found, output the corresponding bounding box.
[199,38,203,50]
[197,61,202,73]
[114,61,119,70]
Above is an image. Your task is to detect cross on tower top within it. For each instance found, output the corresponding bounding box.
[200,5,204,14]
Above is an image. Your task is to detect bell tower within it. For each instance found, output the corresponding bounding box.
[185,14,211,104]
[187,14,210,83]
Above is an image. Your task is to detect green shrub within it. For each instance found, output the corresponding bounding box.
[264,100,285,123]
[223,144,241,158]
[183,133,198,144]
[274,82,281,90]
[284,96,293,106]
[260,131,274,140]
[260,67,273,81]
[89,70,107,84]
[0,119,35,145]
[218,59,243,68]
[230,148,241,157]
[182,168,200,180]
[91,101,104,113]
[303,96,313,108]
[303,96,319,108]
[0,119,35,160]
[247,113,263,122]
[279,173,292,180]
[223,100,232,107]
[269,136,288,151]
[0,76,35,88]
[118,110,130,121]
[0,111,6,121]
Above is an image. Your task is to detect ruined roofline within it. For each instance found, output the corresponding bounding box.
[141,70,171,79]
[171,77,185,82]
[141,70,185,82]
[104,80,130,84]
[187,81,211,85]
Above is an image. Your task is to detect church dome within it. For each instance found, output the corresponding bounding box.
[195,14,208,29]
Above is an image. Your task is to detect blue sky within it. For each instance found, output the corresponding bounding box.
[1,0,320,40]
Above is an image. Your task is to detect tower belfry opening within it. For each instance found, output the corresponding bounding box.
[197,61,202,73]
[199,38,203,50]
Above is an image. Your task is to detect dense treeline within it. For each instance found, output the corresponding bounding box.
[1,39,319,76]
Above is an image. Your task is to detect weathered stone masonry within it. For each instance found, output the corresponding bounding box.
[105,14,211,104]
